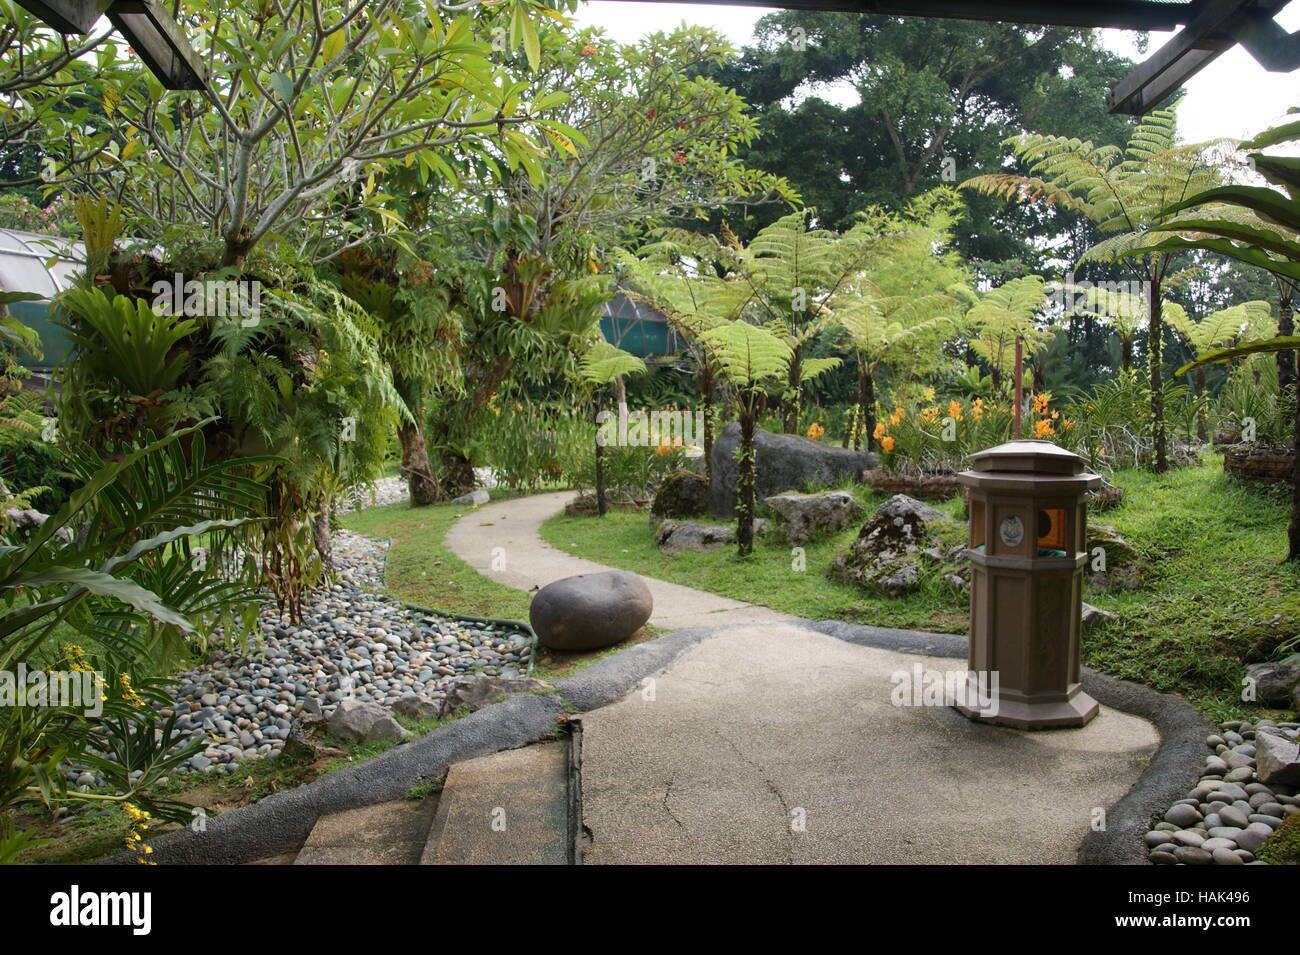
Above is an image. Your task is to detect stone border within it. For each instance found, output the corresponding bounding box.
[101,618,1207,866]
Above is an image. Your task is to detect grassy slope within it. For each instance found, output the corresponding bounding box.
[339,497,533,621]
[540,454,1300,720]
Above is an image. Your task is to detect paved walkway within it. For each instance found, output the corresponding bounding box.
[443,491,793,631]
[444,492,1160,864]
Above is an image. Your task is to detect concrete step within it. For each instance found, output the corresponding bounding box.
[294,797,439,865]
[421,739,573,865]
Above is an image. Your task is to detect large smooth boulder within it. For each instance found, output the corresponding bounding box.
[651,470,711,523]
[830,494,954,597]
[709,422,875,517]
[765,490,862,544]
[655,520,734,555]
[530,570,653,651]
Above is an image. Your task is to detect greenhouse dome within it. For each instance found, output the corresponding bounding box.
[0,227,84,369]
[599,286,680,359]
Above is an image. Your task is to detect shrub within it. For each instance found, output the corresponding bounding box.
[1256,814,1300,865]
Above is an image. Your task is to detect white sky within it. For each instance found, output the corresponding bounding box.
[575,1,1300,144]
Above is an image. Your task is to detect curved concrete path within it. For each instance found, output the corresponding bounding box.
[446,491,1162,865]
[444,490,793,631]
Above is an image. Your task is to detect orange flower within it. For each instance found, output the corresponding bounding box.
[920,406,939,424]
[947,400,963,421]
[889,407,904,426]
[654,442,672,457]
[1032,392,1049,415]
[872,422,886,440]
[580,44,596,56]
[880,435,895,452]
[1033,418,1054,438]
[807,422,826,441]
[970,398,984,421]
[1062,418,1074,430]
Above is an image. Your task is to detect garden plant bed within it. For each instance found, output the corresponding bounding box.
[1223,445,1297,486]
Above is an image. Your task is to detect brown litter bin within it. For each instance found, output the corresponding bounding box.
[956,440,1101,729]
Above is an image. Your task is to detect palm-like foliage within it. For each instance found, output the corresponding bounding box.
[964,276,1051,395]
[964,103,1222,470]
[696,321,792,555]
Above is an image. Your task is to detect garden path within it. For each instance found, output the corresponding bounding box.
[445,492,1161,864]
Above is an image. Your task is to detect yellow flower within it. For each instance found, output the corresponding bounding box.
[947,400,963,421]
[1062,418,1074,431]
[920,406,939,424]
[1032,392,1049,415]
[1033,418,1055,438]
[889,408,904,426]
[922,386,935,402]
[806,422,826,441]
[880,435,895,452]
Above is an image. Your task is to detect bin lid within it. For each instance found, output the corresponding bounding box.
[967,439,1086,475]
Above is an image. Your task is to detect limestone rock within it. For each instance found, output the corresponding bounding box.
[529,570,653,652]
[709,422,875,517]
[764,490,862,544]
[440,675,553,717]
[392,695,441,721]
[326,699,411,744]
[1256,728,1300,787]
[451,488,490,507]
[1245,660,1300,708]
[829,494,952,597]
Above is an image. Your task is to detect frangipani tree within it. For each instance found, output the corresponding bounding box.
[696,321,792,555]
[964,103,1222,471]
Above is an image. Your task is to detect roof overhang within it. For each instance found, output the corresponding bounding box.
[14,0,210,91]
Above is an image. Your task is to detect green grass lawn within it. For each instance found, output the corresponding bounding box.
[338,496,533,621]
[539,453,1300,720]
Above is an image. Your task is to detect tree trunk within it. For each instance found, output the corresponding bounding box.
[594,392,607,517]
[783,352,802,434]
[312,501,334,575]
[1195,366,1207,443]
[439,449,476,499]
[1121,337,1133,374]
[860,365,876,453]
[1289,391,1300,561]
[737,405,756,556]
[398,419,439,506]
[701,365,715,482]
[1278,293,1296,397]
[1149,271,1168,473]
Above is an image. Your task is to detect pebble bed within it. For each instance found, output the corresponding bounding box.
[1146,719,1300,865]
[67,491,530,789]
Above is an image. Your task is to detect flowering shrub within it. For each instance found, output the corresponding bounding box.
[872,394,1014,474]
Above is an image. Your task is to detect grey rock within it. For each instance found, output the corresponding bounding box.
[529,570,653,652]
[1171,829,1205,847]
[650,470,711,522]
[1212,847,1244,865]
[450,489,490,507]
[708,422,875,516]
[326,699,392,742]
[1144,830,1174,848]
[654,520,736,556]
[1172,845,1213,865]
[1208,826,1246,841]
[440,675,552,717]
[829,494,953,597]
[362,715,409,743]
[1219,805,1250,828]
[1149,850,1178,865]
[1255,727,1300,786]
[1234,827,1269,852]
[392,695,440,721]
[1081,603,1118,629]
[1163,803,1202,827]
[764,490,862,544]
[1244,660,1300,708]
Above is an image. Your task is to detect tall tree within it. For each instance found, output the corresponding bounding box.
[964,103,1221,471]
